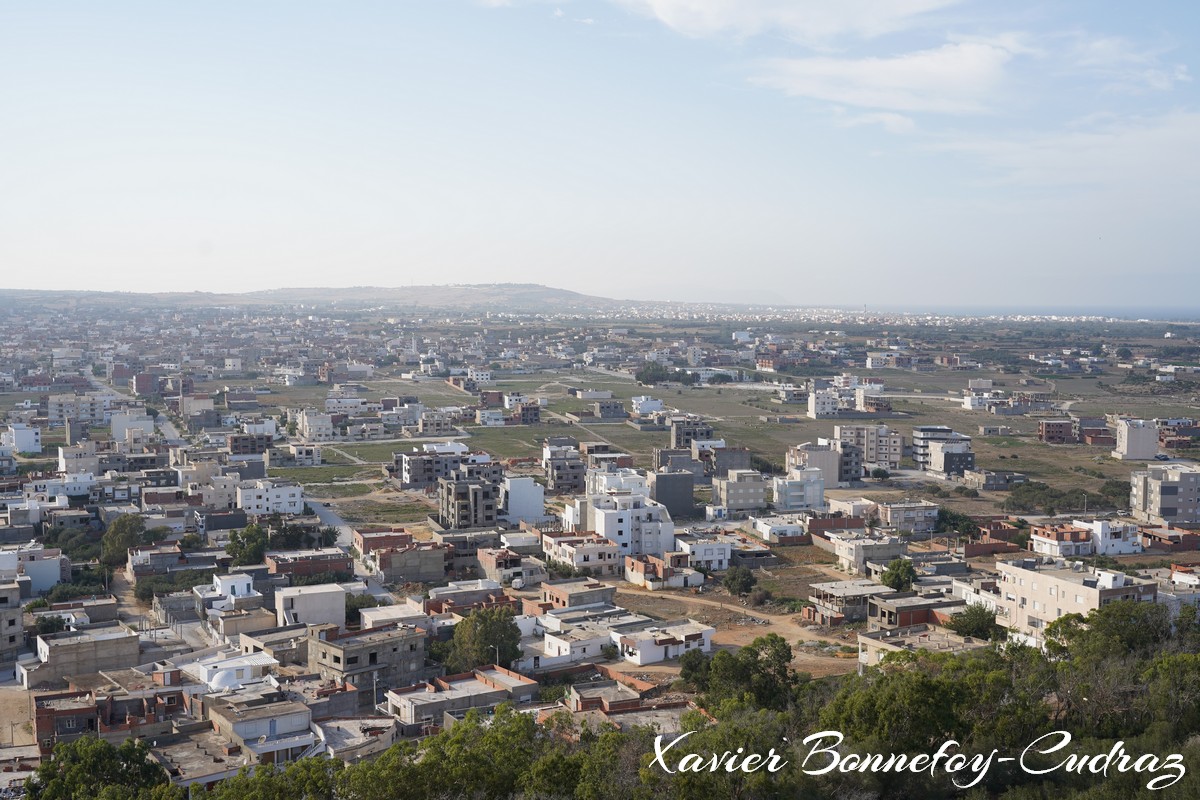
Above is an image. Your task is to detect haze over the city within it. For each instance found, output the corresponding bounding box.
[0,1,1196,310]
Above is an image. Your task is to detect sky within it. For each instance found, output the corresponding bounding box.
[0,1,1197,311]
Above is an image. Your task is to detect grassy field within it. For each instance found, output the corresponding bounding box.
[336,499,434,525]
[306,483,376,499]
[267,465,381,482]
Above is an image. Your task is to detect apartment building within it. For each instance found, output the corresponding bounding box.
[437,478,499,530]
[1038,420,1076,444]
[565,492,675,557]
[297,409,334,442]
[927,439,976,477]
[1113,418,1159,460]
[307,623,427,708]
[0,579,21,665]
[786,441,860,488]
[1131,464,1200,525]
[876,499,940,532]
[712,469,767,514]
[912,426,972,471]
[771,469,825,512]
[276,584,347,628]
[669,415,714,449]
[833,425,905,472]
[236,479,304,516]
[991,558,1158,648]
[541,534,622,577]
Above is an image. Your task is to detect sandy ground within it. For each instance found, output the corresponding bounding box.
[614,587,860,679]
[0,685,35,745]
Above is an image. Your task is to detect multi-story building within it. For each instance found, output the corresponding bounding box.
[912,426,971,471]
[786,441,861,488]
[565,492,675,557]
[712,469,767,514]
[437,478,499,530]
[297,409,334,442]
[3,423,42,453]
[669,415,714,449]
[541,533,622,577]
[0,579,22,666]
[236,479,304,516]
[307,623,427,708]
[771,469,825,512]
[876,499,940,532]
[807,389,839,419]
[1113,418,1159,460]
[927,439,975,477]
[1130,464,1200,525]
[47,393,108,425]
[276,584,347,629]
[1038,420,1076,444]
[990,558,1158,648]
[1027,523,1093,558]
[833,425,905,472]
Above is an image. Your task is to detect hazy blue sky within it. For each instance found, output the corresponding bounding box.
[0,1,1196,309]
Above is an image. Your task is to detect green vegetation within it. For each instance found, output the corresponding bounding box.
[27,736,179,800]
[100,514,152,567]
[946,605,1005,640]
[879,558,917,591]
[225,524,267,566]
[721,565,756,595]
[433,606,522,673]
[134,570,214,604]
[346,592,382,625]
[309,482,375,498]
[267,465,377,482]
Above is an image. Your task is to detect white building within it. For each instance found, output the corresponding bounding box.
[807,389,839,419]
[772,469,825,512]
[275,584,347,629]
[631,396,664,415]
[236,479,304,516]
[673,534,731,571]
[500,476,549,525]
[297,409,335,442]
[1075,519,1143,556]
[3,423,42,453]
[614,620,714,665]
[565,492,675,557]
[585,467,648,497]
[111,412,156,442]
[1113,419,1158,460]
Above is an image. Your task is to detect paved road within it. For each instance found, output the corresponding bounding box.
[311,504,393,601]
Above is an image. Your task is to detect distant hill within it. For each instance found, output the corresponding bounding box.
[0,284,628,312]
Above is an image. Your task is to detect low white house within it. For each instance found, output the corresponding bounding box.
[614,620,714,665]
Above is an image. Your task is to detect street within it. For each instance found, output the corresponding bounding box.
[311,503,393,602]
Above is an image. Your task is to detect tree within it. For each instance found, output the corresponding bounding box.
[346,593,381,625]
[879,558,917,591]
[870,467,891,480]
[1116,346,1133,360]
[100,514,148,567]
[35,615,68,636]
[947,605,1003,640]
[678,648,711,690]
[226,524,267,566]
[444,606,522,672]
[26,736,179,800]
[722,565,756,595]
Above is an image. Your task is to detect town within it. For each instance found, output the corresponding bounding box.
[2,287,1200,797]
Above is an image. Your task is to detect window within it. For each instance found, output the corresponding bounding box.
[333,655,341,664]
[347,656,359,665]
[63,718,77,730]
[369,652,378,665]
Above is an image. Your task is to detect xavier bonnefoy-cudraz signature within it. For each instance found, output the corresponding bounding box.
[650,730,1187,790]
